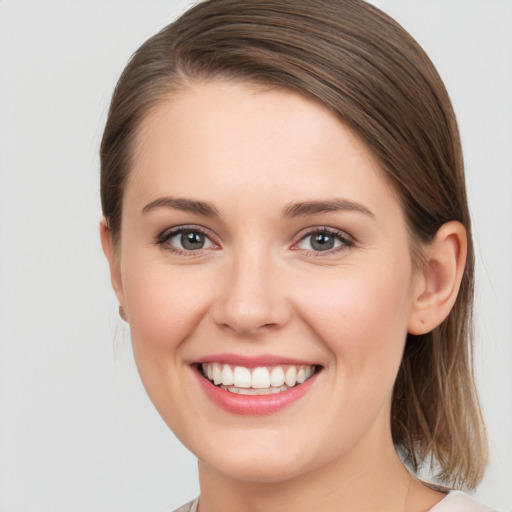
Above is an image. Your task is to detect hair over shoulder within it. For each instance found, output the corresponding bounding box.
[100,0,488,488]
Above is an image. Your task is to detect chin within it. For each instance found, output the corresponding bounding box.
[201,450,312,484]
[190,426,325,484]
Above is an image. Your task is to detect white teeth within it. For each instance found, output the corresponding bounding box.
[251,367,270,388]
[221,364,234,386]
[233,366,252,388]
[270,366,285,387]
[296,367,306,384]
[201,363,317,393]
[237,388,257,395]
[221,385,292,395]
[285,366,297,387]
[212,363,222,385]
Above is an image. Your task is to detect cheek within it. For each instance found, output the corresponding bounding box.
[120,254,216,429]
[121,251,213,356]
[295,260,413,380]
[287,263,414,456]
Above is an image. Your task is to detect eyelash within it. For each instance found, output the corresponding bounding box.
[292,227,355,255]
[154,225,219,256]
[154,226,355,256]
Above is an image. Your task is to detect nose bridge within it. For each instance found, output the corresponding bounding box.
[213,242,288,335]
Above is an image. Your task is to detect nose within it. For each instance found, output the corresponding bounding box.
[212,250,291,336]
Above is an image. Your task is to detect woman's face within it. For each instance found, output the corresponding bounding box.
[111,81,424,482]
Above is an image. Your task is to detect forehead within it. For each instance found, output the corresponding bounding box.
[126,80,399,219]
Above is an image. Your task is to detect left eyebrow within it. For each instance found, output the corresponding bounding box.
[282,199,374,218]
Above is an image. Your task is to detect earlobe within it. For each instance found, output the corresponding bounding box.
[408,221,467,335]
[99,217,126,309]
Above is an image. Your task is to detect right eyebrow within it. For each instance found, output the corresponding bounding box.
[141,196,220,217]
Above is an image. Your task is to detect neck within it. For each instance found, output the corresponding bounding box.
[197,436,413,512]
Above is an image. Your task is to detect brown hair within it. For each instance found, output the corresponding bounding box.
[100,0,487,488]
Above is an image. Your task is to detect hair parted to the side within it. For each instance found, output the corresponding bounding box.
[100,0,487,488]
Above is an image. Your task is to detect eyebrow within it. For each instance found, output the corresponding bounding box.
[142,197,220,217]
[141,196,373,219]
[282,199,374,218]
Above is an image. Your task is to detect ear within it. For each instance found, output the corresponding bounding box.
[408,221,467,335]
[99,217,126,310]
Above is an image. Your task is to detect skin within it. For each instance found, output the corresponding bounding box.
[101,81,466,512]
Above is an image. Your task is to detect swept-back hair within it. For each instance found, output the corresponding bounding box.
[100,0,487,488]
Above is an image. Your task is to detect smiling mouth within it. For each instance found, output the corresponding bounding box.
[199,363,319,396]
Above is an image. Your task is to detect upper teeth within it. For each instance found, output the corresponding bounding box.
[201,363,315,389]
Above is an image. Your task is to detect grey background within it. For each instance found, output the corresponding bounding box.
[0,1,510,511]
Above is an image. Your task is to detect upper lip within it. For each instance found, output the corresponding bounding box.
[192,353,320,368]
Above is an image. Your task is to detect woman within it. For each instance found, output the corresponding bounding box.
[99,0,492,510]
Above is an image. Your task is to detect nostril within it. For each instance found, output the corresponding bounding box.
[210,262,292,334]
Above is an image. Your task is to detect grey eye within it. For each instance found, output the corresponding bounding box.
[182,231,205,250]
[310,233,336,251]
[168,230,214,251]
[297,231,344,252]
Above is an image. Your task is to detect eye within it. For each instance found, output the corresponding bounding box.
[295,228,353,253]
[156,227,216,253]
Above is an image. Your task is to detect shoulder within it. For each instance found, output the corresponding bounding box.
[429,491,497,512]
[169,499,199,512]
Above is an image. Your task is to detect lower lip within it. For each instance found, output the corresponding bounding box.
[194,368,319,415]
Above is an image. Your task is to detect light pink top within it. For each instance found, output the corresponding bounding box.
[172,491,496,512]
[429,491,496,511]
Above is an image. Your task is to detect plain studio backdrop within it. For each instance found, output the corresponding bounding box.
[0,1,511,511]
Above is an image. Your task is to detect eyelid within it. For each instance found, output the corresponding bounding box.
[154,224,354,256]
[291,226,355,253]
[154,224,220,254]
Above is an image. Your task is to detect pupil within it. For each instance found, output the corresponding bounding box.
[181,231,205,250]
[311,233,334,251]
